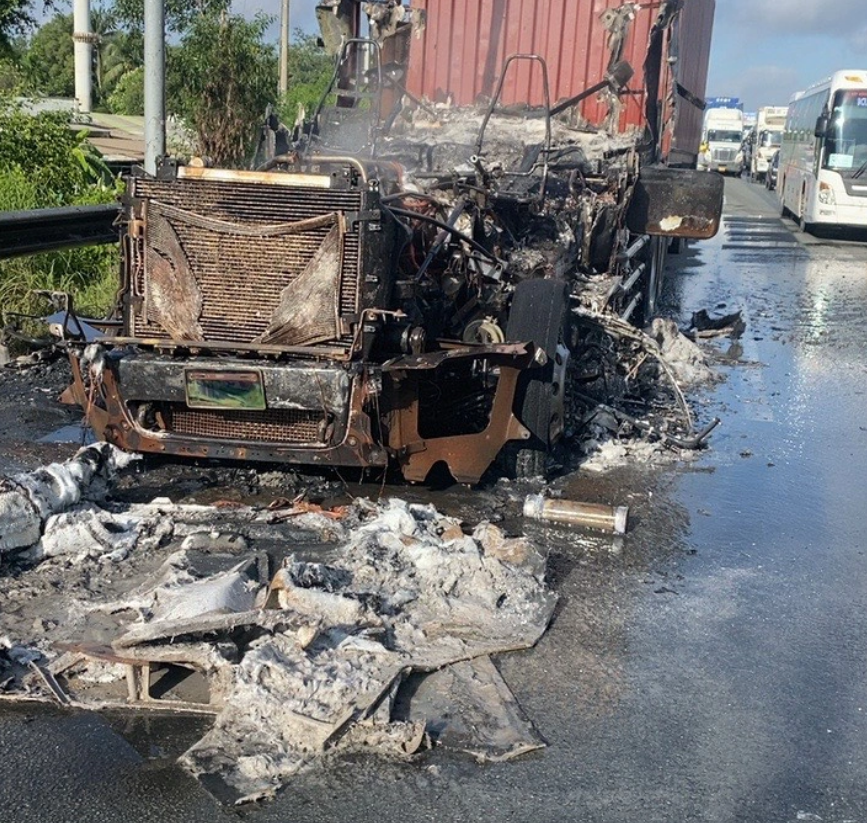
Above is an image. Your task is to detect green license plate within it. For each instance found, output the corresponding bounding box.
[185,370,266,411]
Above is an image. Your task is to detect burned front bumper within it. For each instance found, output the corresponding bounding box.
[69,342,538,483]
[68,347,388,469]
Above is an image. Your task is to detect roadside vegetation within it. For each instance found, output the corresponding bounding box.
[0,104,119,319]
[0,1,335,319]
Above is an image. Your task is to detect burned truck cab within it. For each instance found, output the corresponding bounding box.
[68,155,542,483]
[68,0,723,483]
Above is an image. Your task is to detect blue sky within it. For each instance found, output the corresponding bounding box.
[706,0,867,111]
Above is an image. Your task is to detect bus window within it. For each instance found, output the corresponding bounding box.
[824,89,867,172]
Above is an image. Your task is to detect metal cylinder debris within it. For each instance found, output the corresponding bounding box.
[523,494,629,535]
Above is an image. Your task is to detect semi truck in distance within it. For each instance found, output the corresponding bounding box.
[749,106,788,182]
[698,100,745,174]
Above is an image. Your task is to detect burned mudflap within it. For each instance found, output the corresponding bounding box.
[67,348,388,470]
[384,343,540,484]
[502,280,571,479]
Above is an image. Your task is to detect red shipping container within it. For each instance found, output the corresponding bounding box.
[405,0,715,166]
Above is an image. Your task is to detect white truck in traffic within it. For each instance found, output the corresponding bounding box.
[749,106,788,182]
[698,106,744,175]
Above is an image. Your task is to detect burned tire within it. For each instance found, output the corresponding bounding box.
[503,279,569,479]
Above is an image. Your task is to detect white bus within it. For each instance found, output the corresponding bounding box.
[779,70,867,233]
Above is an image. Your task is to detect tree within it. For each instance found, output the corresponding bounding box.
[107,64,142,114]
[90,7,142,103]
[113,0,229,34]
[0,41,25,92]
[22,12,74,97]
[20,8,142,108]
[168,12,276,166]
[278,30,334,125]
[0,0,43,55]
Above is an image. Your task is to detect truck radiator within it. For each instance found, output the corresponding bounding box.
[712,148,737,163]
[164,405,326,445]
[128,177,363,348]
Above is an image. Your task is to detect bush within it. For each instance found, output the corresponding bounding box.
[277,31,334,126]
[0,105,120,319]
[168,13,276,166]
[0,56,25,93]
[0,104,113,204]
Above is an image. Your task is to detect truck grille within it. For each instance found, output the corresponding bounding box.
[165,405,325,445]
[712,148,737,163]
[128,177,363,348]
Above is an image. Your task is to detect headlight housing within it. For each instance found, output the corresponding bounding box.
[819,182,836,205]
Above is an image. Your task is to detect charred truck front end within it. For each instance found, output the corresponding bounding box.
[68,0,722,483]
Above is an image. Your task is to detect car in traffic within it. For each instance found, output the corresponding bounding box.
[765,149,780,191]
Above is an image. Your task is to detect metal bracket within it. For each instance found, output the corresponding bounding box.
[346,209,382,227]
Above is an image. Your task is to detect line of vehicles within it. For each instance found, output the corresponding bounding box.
[701,70,867,234]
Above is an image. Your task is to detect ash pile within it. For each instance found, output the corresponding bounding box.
[0,445,556,804]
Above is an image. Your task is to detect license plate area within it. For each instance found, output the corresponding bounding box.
[184,370,266,411]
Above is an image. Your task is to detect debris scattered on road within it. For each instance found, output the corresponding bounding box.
[0,443,136,554]
[0,453,557,804]
[647,317,715,386]
[523,493,629,534]
[690,308,746,339]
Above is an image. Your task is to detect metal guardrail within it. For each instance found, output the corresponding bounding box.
[0,204,121,260]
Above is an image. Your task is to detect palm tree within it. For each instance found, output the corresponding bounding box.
[91,5,142,106]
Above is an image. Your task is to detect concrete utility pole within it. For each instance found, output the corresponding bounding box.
[279,0,291,96]
[72,0,92,113]
[144,0,166,176]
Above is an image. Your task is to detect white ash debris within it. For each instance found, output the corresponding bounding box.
[579,437,693,473]
[387,107,638,169]
[22,504,142,564]
[0,474,556,805]
[0,443,137,554]
[134,554,262,624]
[648,317,715,386]
[175,499,557,802]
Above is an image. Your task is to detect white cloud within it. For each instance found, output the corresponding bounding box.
[715,65,800,110]
[721,0,867,46]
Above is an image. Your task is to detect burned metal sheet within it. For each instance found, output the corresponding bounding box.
[626,166,724,239]
[395,656,546,762]
[259,221,345,346]
[144,208,204,341]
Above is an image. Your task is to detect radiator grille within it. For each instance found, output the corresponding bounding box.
[165,405,325,445]
[712,148,737,163]
[129,178,363,347]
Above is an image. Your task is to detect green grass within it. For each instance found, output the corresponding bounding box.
[0,167,120,321]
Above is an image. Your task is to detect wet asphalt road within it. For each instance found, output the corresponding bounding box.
[3,176,867,822]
